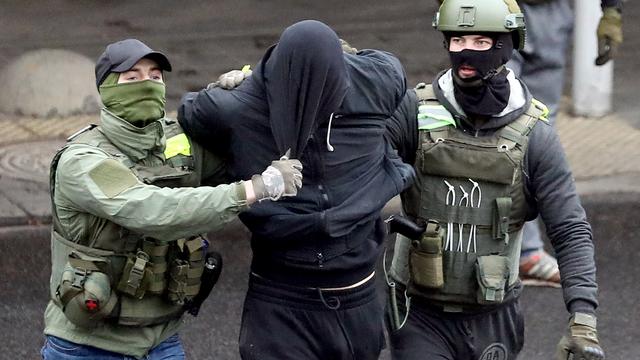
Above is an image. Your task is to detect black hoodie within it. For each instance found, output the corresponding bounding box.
[179,20,414,287]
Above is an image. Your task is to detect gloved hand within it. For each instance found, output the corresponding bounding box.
[595,7,623,66]
[251,150,303,201]
[206,65,252,90]
[339,39,358,55]
[555,313,605,360]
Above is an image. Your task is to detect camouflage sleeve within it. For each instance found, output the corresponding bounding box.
[55,144,248,242]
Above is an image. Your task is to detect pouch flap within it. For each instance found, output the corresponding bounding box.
[476,255,509,290]
[422,144,515,185]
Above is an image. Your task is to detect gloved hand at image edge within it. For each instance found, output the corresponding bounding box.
[596,6,623,66]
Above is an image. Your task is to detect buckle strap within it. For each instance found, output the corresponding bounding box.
[117,251,151,299]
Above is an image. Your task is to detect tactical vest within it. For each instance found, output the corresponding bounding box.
[49,120,206,327]
[399,84,548,307]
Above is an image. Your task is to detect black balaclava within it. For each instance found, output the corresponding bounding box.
[446,32,514,117]
[263,20,349,157]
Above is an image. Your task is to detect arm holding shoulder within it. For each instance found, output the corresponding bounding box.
[56,144,248,242]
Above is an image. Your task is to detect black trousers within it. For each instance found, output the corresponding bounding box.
[238,273,385,360]
[388,292,525,360]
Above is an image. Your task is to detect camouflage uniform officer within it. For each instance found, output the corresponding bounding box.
[41,39,302,360]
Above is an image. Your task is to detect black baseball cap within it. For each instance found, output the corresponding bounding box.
[95,38,172,88]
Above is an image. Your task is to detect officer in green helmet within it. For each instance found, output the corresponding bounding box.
[41,38,302,359]
[384,1,603,359]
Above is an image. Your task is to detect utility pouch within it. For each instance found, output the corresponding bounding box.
[409,222,444,289]
[166,237,206,305]
[167,259,190,305]
[475,255,509,304]
[117,250,152,299]
[186,251,223,316]
[492,197,512,243]
[56,251,118,328]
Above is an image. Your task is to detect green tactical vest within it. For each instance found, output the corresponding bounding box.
[396,84,548,308]
[48,119,207,327]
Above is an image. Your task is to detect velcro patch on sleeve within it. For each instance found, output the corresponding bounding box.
[89,159,139,198]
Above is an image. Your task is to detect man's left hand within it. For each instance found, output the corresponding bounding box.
[595,7,622,66]
[555,313,605,360]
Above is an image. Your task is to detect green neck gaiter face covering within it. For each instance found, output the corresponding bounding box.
[99,73,166,126]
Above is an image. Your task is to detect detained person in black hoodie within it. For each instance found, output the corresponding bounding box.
[178,20,414,360]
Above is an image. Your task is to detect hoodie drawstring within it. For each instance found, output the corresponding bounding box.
[326,112,335,152]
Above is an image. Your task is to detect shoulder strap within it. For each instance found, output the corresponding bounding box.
[527,98,550,124]
[414,83,456,132]
[415,82,437,103]
[49,145,71,239]
[497,101,545,150]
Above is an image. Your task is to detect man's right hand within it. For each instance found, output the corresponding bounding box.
[251,152,303,202]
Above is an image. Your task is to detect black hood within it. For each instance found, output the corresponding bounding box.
[261,20,349,157]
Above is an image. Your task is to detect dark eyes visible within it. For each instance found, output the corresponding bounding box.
[121,72,162,82]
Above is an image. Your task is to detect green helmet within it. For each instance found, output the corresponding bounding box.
[433,0,526,50]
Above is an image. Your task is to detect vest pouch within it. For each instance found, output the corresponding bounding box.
[117,250,153,299]
[421,143,516,185]
[166,237,206,305]
[492,197,512,241]
[409,222,444,289]
[57,252,118,328]
[475,255,509,304]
